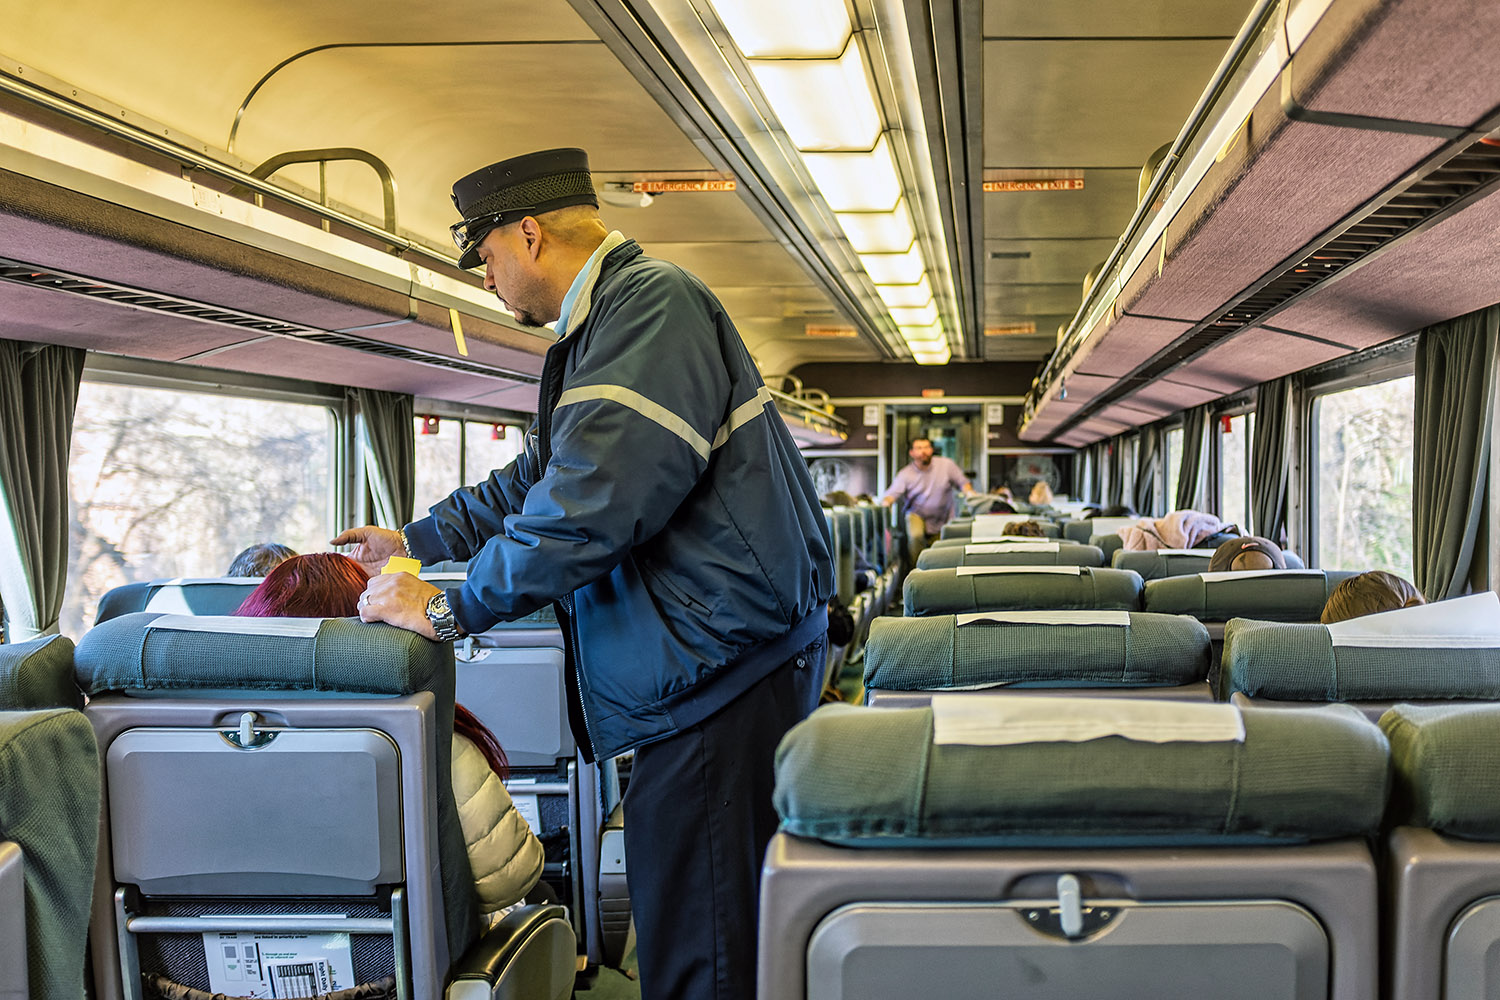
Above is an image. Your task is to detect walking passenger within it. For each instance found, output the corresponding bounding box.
[332,148,833,1000]
[881,437,975,562]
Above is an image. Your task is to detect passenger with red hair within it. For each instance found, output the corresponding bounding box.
[235,553,543,922]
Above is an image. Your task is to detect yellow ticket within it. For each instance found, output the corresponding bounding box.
[381,556,422,576]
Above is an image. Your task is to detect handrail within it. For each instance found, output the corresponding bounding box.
[251,147,399,233]
[0,70,465,276]
[1025,0,1285,424]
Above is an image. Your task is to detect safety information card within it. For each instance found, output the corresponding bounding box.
[202,926,356,998]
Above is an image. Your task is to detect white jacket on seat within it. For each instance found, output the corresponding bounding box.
[452,733,545,914]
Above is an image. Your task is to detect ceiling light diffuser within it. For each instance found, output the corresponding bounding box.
[708,0,851,57]
[837,200,915,253]
[750,45,881,151]
[859,246,925,285]
[912,344,951,365]
[802,136,901,211]
[888,301,939,326]
[876,274,933,309]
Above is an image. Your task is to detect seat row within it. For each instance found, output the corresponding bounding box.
[0,616,578,1000]
[761,691,1499,1000]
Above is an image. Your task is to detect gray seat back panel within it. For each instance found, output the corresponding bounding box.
[107,726,403,895]
[0,843,24,1000]
[457,638,573,765]
[806,900,1327,1000]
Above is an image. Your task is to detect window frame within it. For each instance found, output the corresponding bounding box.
[1300,342,1417,571]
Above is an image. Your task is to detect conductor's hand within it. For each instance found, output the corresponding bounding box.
[331,526,406,578]
[359,572,444,640]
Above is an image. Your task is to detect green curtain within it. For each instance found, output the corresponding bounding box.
[0,342,86,642]
[1413,305,1497,601]
[353,389,416,530]
[1250,377,1292,544]
[1105,436,1125,507]
[1132,426,1160,516]
[1175,405,1208,511]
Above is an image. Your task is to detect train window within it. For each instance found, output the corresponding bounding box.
[1164,426,1183,509]
[413,416,463,516]
[464,424,524,486]
[1311,376,1415,575]
[64,381,336,635]
[1219,413,1251,532]
[413,417,525,515]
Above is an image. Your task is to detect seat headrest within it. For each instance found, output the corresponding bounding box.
[903,566,1144,616]
[1221,594,1500,701]
[1144,569,1345,623]
[916,542,1105,571]
[0,634,82,709]
[75,612,453,697]
[864,611,1210,691]
[774,700,1389,847]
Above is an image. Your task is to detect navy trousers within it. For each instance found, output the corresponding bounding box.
[623,637,825,1000]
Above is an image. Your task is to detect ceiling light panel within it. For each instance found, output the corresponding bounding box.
[837,200,915,253]
[801,135,902,211]
[859,246,925,285]
[912,344,951,366]
[708,0,851,58]
[875,274,932,309]
[749,45,882,151]
[889,300,939,326]
[900,322,945,345]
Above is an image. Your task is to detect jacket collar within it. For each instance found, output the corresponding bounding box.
[557,231,632,338]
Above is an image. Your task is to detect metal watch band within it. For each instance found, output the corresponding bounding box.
[426,592,463,641]
[397,527,411,558]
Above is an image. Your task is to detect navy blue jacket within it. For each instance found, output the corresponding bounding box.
[405,236,834,759]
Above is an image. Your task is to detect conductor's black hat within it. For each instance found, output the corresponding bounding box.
[449,147,599,269]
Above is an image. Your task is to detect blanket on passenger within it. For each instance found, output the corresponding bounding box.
[1121,510,1229,551]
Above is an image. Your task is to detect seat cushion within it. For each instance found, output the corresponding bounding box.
[864,612,1210,690]
[0,709,100,1000]
[774,700,1389,847]
[903,567,1144,616]
[0,634,80,709]
[1221,619,1500,701]
[1381,703,1500,840]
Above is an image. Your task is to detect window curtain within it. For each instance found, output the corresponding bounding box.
[353,389,416,530]
[1413,305,1498,600]
[1132,426,1160,516]
[0,341,86,642]
[1105,437,1125,507]
[1175,405,1209,511]
[1250,377,1293,544]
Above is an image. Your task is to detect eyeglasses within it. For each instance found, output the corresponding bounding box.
[449,208,536,254]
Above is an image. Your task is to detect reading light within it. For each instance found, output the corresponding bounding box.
[708,0,851,57]
[750,45,881,151]
[802,136,902,211]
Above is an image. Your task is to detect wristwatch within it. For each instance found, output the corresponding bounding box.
[425,592,464,641]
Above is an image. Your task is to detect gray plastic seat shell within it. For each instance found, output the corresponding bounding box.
[0,843,23,1000]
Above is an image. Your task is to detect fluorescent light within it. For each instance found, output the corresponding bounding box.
[912,344,951,365]
[888,301,938,326]
[708,0,851,57]
[837,200,915,253]
[859,246,925,285]
[876,275,932,309]
[751,46,881,151]
[802,136,901,211]
[900,322,945,345]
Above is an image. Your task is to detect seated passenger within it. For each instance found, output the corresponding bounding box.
[225,541,296,577]
[235,553,544,922]
[1001,520,1047,538]
[1121,509,1229,552]
[1207,536,1287,573]
[1100,504,1137,518]
[1320,571,1426,624]
[1028,481,1055,507]
[822,490,857,507]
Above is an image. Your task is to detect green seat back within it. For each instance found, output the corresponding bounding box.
[0,708,100,1000]
[903,566,1144,617]
[0,634,81,709]
[864,612,1211,690]
[1144,570,1354,623]
[1381,703,1500,840]
[917,542,1105,570]
[774,700,1388,847]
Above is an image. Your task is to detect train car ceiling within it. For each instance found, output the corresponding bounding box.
[0,0,1265,416]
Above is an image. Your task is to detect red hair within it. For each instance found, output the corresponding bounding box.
[235,552,367,619]
[236,552,511,781]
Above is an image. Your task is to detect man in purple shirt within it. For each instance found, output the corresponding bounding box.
[882,437,975,562]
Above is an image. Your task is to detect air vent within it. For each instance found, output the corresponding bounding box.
[0,258,539,384]
[989,251,1033,260]
[1051,138,1500,433]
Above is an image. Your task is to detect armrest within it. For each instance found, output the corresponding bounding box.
[449,904,574,996]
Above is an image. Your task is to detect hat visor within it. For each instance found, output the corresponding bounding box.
[457,243,484,270]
